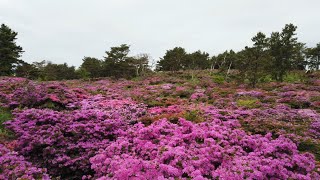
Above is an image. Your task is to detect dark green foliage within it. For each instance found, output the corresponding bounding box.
[103,44,132,78]
[157,47,187,71]
[268,24,305,81]
[305,43,320,71]
[0,24,24,76]
[215,50,237,72]
[0,107,13,140]
[298,139,320,161]
[157,48,211,72]
[15,62,40,79]
[212,74,225,84]
[104,44,130,63]
[183,50,209,70]
[42,62,78,81]
[102,44,150,79]
[236,32,270,87]
[2,23,317,84]
[80,57,103,78]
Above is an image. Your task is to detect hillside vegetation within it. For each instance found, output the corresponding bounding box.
[0,71,320,179]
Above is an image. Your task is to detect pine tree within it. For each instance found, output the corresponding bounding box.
[268,24,304,81]
[0,24,24,76]
[157,47,187,71]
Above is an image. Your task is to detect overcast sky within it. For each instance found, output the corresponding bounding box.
[0,0,319,67]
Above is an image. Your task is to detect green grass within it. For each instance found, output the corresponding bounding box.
[212,74,225,84]
[236,98,261,109]
[310,96,320,102]
[284,72,307,83]
[183,110,204,123]
[0,107,13,139]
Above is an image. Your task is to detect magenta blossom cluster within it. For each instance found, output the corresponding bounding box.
[90,118,319,179]
[0,144,50,180]
[5,97,147,179]
[1,75,320,179]
[0,77,88,109]
[190,89,208,102]
[236,90,265,98]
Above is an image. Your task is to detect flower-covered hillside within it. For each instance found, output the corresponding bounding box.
[0,72,320,179]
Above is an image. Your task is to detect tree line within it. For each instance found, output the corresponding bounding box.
[0,23,319,85]
[0,24,152,80]
[157,24,320,86]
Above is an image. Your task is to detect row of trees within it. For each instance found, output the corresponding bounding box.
[1,23,319,84]
[157,24,320,86]
[80,44,150,79]
[0,24,152,80]
[14,45,151,80]
[157,48,209,71]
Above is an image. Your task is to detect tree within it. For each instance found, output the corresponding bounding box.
[42,62,77,81]
[246,32,270,87]
[236,42,270,87]
[0,24,24,76]
[32,60,47,80]
[75,67,90,79]
[215,50,237,74]
[102,44,149,78]
[15,62,39,79]
[305,43,320,71]
[209,56,218,71]
[183,50,209,70]
[128,54,150,76]
[268,24,304,81]
[80,57,102,78]
[157,47,187,71]
[103,44,131,78]
[104,44,130,63]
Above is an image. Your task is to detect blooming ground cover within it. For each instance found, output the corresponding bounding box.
[0,72,320,179]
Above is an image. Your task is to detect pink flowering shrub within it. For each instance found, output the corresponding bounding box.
[5,97,147,179]
[1,75,320,179]
[236,90,264,98]
[278,91,311,109]
[0,144,50,180]
[190,89,208,102]
[161,83,174,90]
[9,81,47,108]
[0,78,89,110]
[239,105,319,138]
[90,118,319,179]
[310,120,320,139]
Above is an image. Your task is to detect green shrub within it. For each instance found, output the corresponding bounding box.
[183,110,204,123]
[310,96,320,102]
[236,98,261,109]
[298,139,320,161]
[284,72,306,83]
[144,100,165,107]
[0,107,13,139]
[175,90,193,99]
[260,75,273,83]
[287,100,311,109]
[212,74,225,84]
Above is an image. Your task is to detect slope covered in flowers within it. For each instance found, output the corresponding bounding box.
[0,72,320,179]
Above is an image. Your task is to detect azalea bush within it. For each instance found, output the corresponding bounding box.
[0,144,50,180]
[4,97,146,179]
[1,75,320,179]
[90,118,319,179]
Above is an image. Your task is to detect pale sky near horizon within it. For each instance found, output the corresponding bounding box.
[0,0,319,67]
